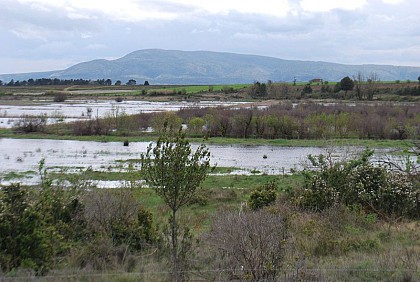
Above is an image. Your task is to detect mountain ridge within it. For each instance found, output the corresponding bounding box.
[1,49,419,84]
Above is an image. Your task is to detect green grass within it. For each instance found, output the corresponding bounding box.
[0,130,413,149]
[144,84,249,94]
[0,171,37,181]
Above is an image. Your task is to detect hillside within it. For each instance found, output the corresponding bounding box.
[1,49,420,84]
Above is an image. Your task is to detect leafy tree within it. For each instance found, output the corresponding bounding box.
[144,80,150,86]
[151,112,183,134]
[115,80,122,86]
[418,75,420,84]
[126,79,136,86]
[339,76,354,97]
[141,128,211,280]
[188,117,205,136]
[302,84,313,94]
[249,81,267,98]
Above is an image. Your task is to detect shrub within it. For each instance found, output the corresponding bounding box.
[206,209,287,281]
[82,188,156,251]
[295,150,419,218]
[0,184,60,274]
[13,115,47,133]
[53,92,67,102]
[248,181,277,210]
[346,163,418,218]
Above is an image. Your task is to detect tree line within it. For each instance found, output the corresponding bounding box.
[59,103,420,140]
[0,78,147,86]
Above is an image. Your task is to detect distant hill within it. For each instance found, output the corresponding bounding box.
[1,49,420,84]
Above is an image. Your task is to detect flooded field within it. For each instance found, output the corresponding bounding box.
[0,100,250,128]
[0,138,389,186]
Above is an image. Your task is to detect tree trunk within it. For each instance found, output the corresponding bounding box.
[171,209,179,281]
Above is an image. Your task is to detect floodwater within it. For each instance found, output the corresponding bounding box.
[0,138,389,186]
[0,100,249,128]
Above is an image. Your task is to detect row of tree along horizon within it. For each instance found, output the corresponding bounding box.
[0,78,148,87]
[1,74,419,88]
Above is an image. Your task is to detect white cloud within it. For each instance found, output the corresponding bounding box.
[167,0,291,17]
[18,0,179,22]
[86,43,107,50]
[300,0,367,13]
[382,0,405,4]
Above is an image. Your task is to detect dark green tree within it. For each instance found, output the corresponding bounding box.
[339,76,354,98]
[249,81,267,98]
[141,127,211,281]
[0,184,58,274]
[302,84,313,94]
[126,79,136,86]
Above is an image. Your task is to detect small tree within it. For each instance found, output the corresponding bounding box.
[249,81,267,98]
[141,128,211,281]
[126,79,136,86]
[339,76,354,98]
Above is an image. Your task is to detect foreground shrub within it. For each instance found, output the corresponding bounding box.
[0,184,59,274]
[205,209,287,281]
[82,188,157,252]
[295,150,419,218]
[346,163,418,218]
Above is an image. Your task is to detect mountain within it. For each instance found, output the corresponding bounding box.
[1,49,420,84]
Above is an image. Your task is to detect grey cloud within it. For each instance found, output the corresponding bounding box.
[0,0,101,37]
[1,0,420,73]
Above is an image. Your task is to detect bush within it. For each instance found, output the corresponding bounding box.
[13,115,47,133]
[295,150,419,218]
[0,184,59,274]
[248,181,277,210]
[53,92,67,102]
[82,188,156,251]
[205,209,287,281]
[346,163,418,218]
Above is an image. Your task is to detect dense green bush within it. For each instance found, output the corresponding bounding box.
[295,151,419,218]
[0,184,59,274]
[248,181,277,210]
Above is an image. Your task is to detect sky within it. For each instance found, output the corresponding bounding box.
[1,0,419,74]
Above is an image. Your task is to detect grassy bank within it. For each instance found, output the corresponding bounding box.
[0,130,412,148]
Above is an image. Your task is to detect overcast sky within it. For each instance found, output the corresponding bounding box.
[1,0,419,74]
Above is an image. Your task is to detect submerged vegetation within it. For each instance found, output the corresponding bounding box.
[0,131,419,281]
[0,80,419,280]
